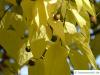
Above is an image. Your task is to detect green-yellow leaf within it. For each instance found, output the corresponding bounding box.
[46,25,53,40]
[45,41,70,75]
[69,50,89,69]
[0,12,27,61]
[90,34,100,57]
[30,38,46,58]
[21,0,37,22]
[29,59,45,75]
[82,0,95,16]
[71,9,86,27]
[18,43,33,66]
[36,0,47,26]
[80,9,90,43]
[65,9,76,24]
[47,3,57,17]
[48,19,65,42]
[73,37,98,69]
[61,0,67,19]
[65,22,77,34]
[75,0,83,12]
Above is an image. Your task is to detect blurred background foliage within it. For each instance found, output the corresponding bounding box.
[90,0,100,69]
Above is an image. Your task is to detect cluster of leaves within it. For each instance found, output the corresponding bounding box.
[0,0,98,75]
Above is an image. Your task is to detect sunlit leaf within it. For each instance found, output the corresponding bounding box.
[36,0,47,26]
[21,0,37,42]
[48,19,65,42]
[21,0,37,22]
[45,41,70,75]
[65,33,73,45]
[69,50,89,69]
[73,37,98,69]
[0,0,98,74]
[65,22,77,34]
[30,38,46,59]
[82,0,95,16]
[46,25,53,40]
[75,0,83,12]
[61,0,67,19]
[79,8,90,43]
[18,43,33,66]
[29,59,45,75]
[71,9,86,27]
[0,12,27,61]
[65,9,76,24]
[47,3,57,17]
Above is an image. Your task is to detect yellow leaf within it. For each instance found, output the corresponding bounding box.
[65,33,73,45]
[73,37,98,69]
[0,12,27,61]
[71,9,86,27]
[30,38,46,58]
[75,0,83,12]
[18,43,33,66]
[73,33,85,43]
[21,0,37,42]
[48,19,65,42]
[69,50,89,69]
[83,0,95,16]
[36,0,47,26]
[90,34,100,57]
[21,0,37,22]
[28,21,38,42]
[46,25,53,40]
[61,0,67,18]
[65,22,77,34]
[45,42,70,75]
[81,44,98,69]
[47,3,57,17]
[80,9,90,43]
[38,25,48,40]
[29,59,45,75]
[65,9,76,25]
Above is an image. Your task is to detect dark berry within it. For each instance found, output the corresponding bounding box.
[28,60,35,66]
[16,0,22,5]
[53,14,60,20]
[51,35,57,42]
[25,46,31,52]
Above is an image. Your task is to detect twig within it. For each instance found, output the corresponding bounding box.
[96,11,100,17]
[0,4,13,22]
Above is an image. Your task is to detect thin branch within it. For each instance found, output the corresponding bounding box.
[0,4,13,22]
[96,11,100,17]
